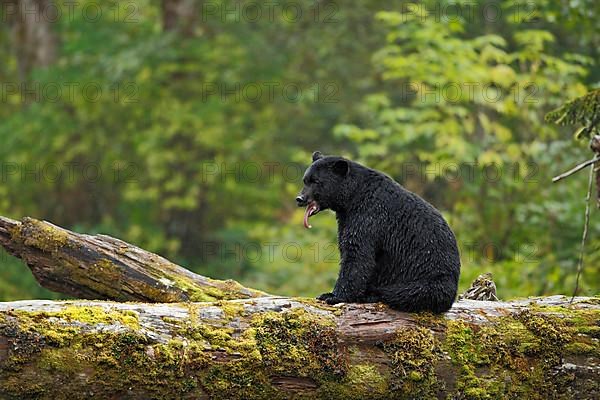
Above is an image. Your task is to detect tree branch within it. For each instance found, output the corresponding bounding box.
[0,216,266,302]
[552,155,600,183]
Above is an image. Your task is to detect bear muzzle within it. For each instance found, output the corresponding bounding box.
[295,195,308,207]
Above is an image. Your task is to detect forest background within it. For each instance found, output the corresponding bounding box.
[0,0,598,300]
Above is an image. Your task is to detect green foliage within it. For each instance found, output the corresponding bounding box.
[335,0,598,297]
[546,89,600,139]
[0,0,598,299]
[0,250,62,301]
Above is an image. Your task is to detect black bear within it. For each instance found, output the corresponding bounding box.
[296,151,461,313]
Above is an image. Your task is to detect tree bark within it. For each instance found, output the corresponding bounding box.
[3,0,59,81]
[0,216,265,302]
[162,0,198,35]
[0,296,598,399]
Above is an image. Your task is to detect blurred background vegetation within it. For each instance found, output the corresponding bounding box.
[0,0,598,301]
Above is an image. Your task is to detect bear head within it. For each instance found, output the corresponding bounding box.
[296,151,352,228]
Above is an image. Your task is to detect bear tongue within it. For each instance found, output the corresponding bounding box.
[303,201,319,229]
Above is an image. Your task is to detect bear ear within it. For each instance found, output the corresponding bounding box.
[312,151,323,162]
[332,159,349,177]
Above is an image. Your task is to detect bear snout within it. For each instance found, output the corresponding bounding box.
[296,194,308,206]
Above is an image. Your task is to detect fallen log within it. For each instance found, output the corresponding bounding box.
[0,216,265,302]
[0,296,598,399]
[0,216,599,398]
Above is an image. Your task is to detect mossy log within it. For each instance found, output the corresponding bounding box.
[1,215,599,398]
[0,216,265,302]
[0,296,599,399]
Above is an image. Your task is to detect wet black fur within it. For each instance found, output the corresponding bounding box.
[297,152,461,313]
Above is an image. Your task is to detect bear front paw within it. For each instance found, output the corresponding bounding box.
[316,292,334,301]
[324,296,345,305]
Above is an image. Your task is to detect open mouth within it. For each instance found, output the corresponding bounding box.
[303,201,320,229]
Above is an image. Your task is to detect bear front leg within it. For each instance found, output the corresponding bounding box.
[324,239,376,305]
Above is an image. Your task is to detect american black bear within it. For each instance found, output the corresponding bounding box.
[296,151,461,313]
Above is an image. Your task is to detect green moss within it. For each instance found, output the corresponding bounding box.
[414,311,447,330]
[565,342,598,356]
[37,348,93,373]
[214,278,266,298]
[318,364,388,400]
[167,275,264,302]
[186,302,200,325]
[347,364,387,390]
[132,282,184,302]
[251,308,345,378]
[200,308,348,400]
[89,259,123,286]
[525,305,600,352]
[0,375,46,399]
[296,297,341,312]
[577,325,600,338]
[577,297,600,305]
[115,245,129,255]
[514,310,572,347]
[463,386,490,400]
[0,327,211,399]
[188,324,236,348]
[201,360,278,400]
[442,307,600,400]
[160,303,255,355]
[169,275,245,302]
[444,322,497,399]
[14,306,140,330]
[1,303,598,399]
[215,300,245,320]
[9,218,260,303]
[381,326,439,399]
[173,275,220,302]
[12,218,69,253]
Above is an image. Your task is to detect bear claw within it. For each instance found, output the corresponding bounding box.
[317,292,335,301]
[324,296,345,305]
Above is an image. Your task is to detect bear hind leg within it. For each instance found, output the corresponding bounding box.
[375,278,457,313]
